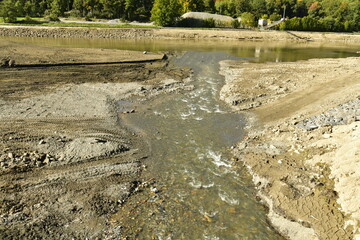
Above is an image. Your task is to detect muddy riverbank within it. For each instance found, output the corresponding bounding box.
[220,57,360,239]
[0,41,191,239]
[1,36,360,239]
[1,25,360,43]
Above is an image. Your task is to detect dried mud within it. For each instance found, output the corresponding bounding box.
[0,41,191,239]
[220,56,360,239]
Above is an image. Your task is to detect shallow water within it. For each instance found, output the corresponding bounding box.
[123,51,284,239]
[4,36,359,238]
[1,36,359,62]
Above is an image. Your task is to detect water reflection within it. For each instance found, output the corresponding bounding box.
[1,36,359,63]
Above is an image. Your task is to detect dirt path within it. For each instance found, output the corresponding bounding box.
[220,56,360,239]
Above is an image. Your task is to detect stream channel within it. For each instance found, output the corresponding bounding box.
[121,51,284,239]
[116,44,358,239]
[4,37,359,239]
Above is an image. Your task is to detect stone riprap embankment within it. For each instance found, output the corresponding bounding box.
[2,26,360,42]
[0,26,155,39]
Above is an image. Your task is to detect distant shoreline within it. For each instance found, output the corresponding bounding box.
[1,25,360,43]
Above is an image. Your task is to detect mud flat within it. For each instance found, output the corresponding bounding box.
[220,56,360,239]
[0,41,190,239]
[1,25,360,43]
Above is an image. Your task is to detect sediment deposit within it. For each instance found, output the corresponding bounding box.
[220,57,360,239]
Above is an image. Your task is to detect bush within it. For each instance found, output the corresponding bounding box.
[231,19,240,28]
[203,18,215,28]
[344,20,355,32]
[240,12,256,28]
[47,13,60,22]
[151,0,182,26]
[176,17,216,28]
[301,16,322,31]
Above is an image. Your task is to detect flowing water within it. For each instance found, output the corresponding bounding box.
[122,51,285,239]
[2,36,359,239]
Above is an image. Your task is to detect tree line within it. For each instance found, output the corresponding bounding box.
[1,0,359,32]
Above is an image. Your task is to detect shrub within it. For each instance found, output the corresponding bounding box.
[301,16,322,31]
[151,0,182,26]
[203,18,215,28]
[240,12,256,28]
[231,19,240,28]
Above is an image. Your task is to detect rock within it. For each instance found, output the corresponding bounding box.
[43,157,50,164]
[8,152,14,159]
[150,187,159,193]
[8,59,15,67]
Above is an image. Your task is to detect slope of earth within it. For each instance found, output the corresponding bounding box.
[220,56,360,239]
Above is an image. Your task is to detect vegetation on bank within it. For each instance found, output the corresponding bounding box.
[0,0,359,32]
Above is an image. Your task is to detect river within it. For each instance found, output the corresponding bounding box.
[2,36,359,239]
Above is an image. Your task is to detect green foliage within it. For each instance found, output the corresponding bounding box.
[151,0,181,26]
[269,13,281,22]
[203,17,215,27]
[240,12,256,28]
[204,0,215,13]
[231,19,240,28]
[0,0,359,32]
[0,0,18,22]
[181,0,205,13]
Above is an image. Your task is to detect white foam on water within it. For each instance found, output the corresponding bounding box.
[199,208,218,218]
[189,180,215,189]
[180,112,191,118]
[199,106,212,113]
[218,191,239,205]
[200,96,210,102]
[203,233,220,240]
[207,150,232,168]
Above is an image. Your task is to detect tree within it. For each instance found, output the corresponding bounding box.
[0,0,18,22]
[235,0,250,15]
[125,0,154,21]
[204,0,215,13]
[151,0,181,26]
[180,0,205,13]
[250,0,267,18]
[100,0,126,18]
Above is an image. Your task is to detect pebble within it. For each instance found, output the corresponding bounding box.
[150,187,159,193]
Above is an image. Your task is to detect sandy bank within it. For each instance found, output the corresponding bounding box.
[220,56,360,239]
[1,25,360,42]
